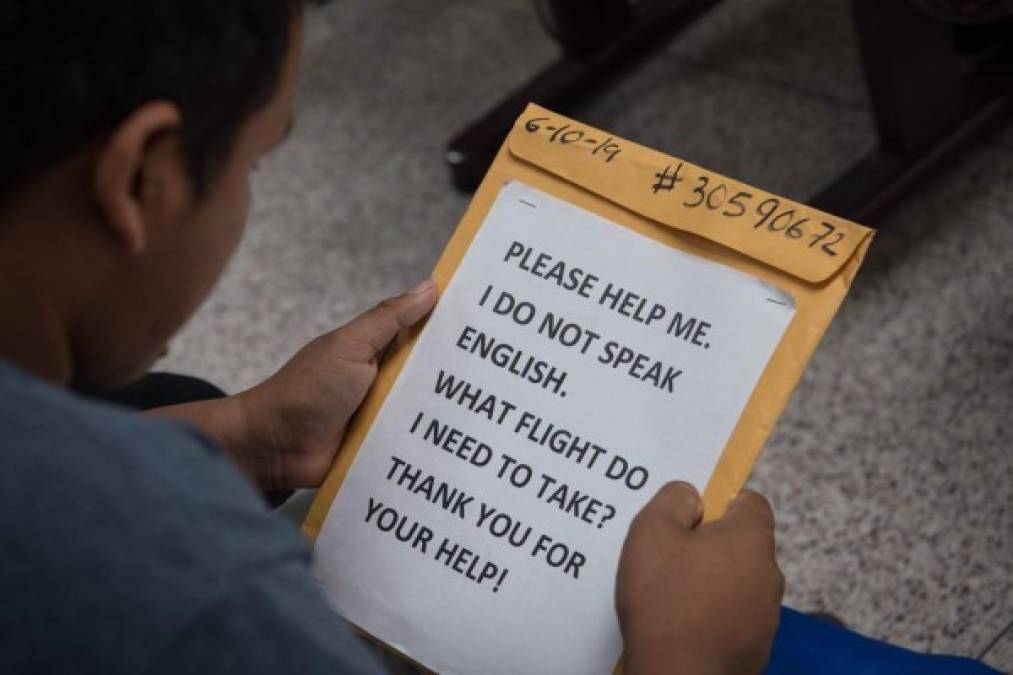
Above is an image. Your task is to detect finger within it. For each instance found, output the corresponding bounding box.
[722,490,775,531]
[333,279,438,360]
[643,481,704,530]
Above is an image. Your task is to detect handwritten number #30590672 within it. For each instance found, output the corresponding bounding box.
[651,162,844,258]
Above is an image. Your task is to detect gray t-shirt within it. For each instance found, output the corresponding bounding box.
[0,360,381,674]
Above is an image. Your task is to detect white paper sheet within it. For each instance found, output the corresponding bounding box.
[314,181,796,675]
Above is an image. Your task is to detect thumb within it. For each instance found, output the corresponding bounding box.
[332,279,438,362]
[721,490,775,531]
[642,481,705,530]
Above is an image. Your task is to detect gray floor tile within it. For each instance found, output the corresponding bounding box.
[748,133,1013,662]
[982,621,1013,672]
[160,0,1012,669]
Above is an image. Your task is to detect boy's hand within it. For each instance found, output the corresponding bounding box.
[152,280,438,489]
[616,482,784,675]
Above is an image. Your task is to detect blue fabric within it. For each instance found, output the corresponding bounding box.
[0,360,382,675]
[767,607,1000,674]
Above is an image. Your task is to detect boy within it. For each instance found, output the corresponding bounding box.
[0,2,782,673]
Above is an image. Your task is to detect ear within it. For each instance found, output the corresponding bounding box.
[92,101,184,255]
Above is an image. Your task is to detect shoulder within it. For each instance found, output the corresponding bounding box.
[0,363,290,563]
[0,363,244,501]
[0,364,375,674]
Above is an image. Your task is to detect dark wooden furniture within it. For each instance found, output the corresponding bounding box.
[445,0,1013,226]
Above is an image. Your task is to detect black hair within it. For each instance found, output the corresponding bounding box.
[0,1,299,198]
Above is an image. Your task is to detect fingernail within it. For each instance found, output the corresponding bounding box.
[409,278,437,295]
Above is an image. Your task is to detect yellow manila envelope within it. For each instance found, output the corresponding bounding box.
[305,103,874,675]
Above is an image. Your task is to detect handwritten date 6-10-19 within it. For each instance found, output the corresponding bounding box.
[651,162,845,258]
[524,117,622,163]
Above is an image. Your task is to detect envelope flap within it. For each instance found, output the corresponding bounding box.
[506,104,874,284]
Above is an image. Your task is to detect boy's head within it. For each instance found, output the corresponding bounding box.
[0,1,303,387]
